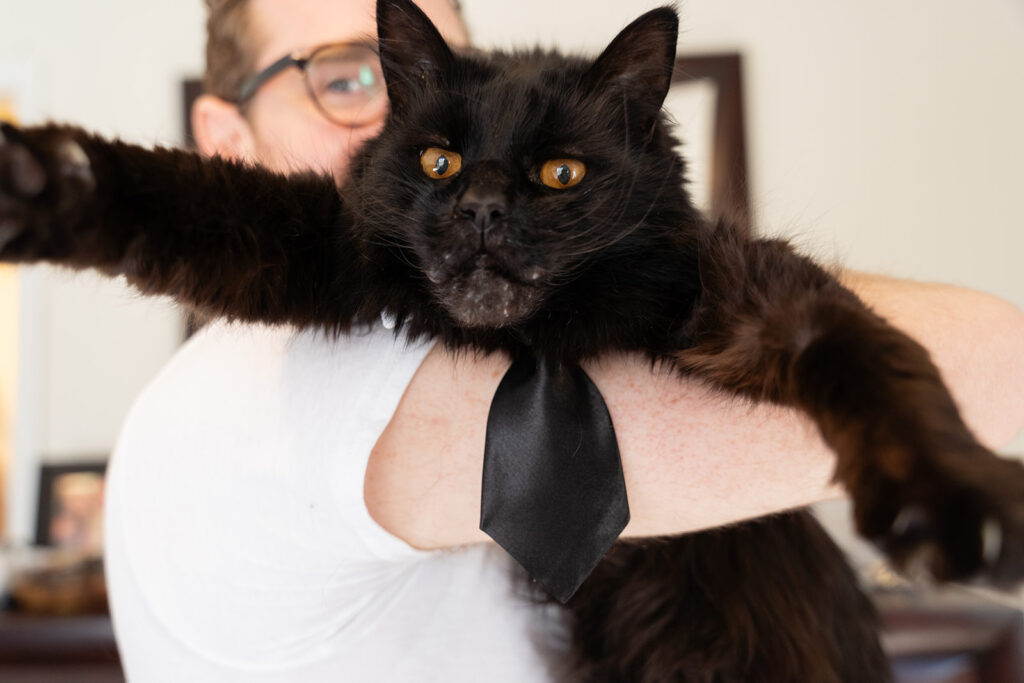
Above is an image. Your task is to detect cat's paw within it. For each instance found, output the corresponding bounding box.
[0,122,95,259]
[854,445,1024,588]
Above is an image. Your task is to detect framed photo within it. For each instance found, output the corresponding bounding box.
[34,461,107,555]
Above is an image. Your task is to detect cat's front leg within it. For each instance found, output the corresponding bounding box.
[0,122,360,328]
[677,221,1024,586]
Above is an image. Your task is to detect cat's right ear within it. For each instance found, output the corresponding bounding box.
[584,7,679,127]
[376,0,455,115]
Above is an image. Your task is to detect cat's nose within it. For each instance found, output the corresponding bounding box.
[457,186,507,232]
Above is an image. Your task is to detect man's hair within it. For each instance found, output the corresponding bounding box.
[204,0,259,101]
[203,0,465,102]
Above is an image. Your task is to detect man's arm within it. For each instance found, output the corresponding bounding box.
[364,274,1024,548]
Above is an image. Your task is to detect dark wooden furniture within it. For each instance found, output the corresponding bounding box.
[880,590,1024,683]
[0,592,1018,682]
[0,612,124,682]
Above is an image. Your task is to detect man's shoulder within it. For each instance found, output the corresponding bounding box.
[117,321,435,441]
[132,322,294,400]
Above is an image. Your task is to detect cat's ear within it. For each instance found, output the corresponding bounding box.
[584,7,679,121]
[376,0,455,114]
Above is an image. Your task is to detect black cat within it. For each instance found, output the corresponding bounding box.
[2,2,1022,680]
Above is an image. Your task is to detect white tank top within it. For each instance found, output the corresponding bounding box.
[104,321,568,681]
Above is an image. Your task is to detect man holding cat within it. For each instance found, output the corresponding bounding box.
[101,0,1024,679]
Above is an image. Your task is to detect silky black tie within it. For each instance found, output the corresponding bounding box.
[480,352,630,603]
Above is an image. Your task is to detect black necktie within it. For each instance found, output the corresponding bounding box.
[480,352,630,603]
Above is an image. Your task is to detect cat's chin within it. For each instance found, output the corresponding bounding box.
[438,268,542,329]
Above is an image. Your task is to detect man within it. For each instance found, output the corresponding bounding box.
[103,0,1024,680]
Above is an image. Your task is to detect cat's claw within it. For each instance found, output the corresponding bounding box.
[56,138,95,194]
[982,517,1004,567]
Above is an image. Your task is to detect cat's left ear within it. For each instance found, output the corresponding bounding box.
[376,0,455,115]
[584,7,679,122]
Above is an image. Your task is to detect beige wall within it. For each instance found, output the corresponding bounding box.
[0,0,203,541]
[462,0,1024,589]
[0,0,1020,541]
[464,0,1024,306]
[0,266,16,534]
[464,0,1024,455]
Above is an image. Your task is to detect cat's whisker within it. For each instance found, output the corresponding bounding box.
[551,180,630,239]
[554,197,617,236]
[564,158,681,260]
[549,91,653,253]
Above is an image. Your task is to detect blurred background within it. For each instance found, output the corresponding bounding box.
[0,0,1021,680]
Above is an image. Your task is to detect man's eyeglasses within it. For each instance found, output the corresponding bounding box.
[235,42,387,127]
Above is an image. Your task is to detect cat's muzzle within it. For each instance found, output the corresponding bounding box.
[435,255,544,328]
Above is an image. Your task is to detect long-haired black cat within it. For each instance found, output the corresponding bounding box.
[2,2,1023,680]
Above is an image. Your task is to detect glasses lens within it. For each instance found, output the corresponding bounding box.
[306,44,386,126]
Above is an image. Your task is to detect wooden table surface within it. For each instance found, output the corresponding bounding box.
[0,590,1019,682]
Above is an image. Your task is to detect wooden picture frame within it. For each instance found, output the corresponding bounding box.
[182,78,202,150]
[672,53,750,227]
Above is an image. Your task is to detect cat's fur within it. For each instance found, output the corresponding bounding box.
[2,2,1023,680]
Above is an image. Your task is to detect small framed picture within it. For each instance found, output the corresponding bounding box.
[34,461,108,555]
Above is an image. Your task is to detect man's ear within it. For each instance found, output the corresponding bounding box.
[584,7,679,123]
[376,0,454,115]
[191,94,257,161]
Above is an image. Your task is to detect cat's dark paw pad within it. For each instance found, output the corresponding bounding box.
[0,129,35,251]
[0,123,94,257]
[878,501,976,583]
[0,218,19,252]
[1,123,47,199]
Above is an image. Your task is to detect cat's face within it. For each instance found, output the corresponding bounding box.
[352,1,685,330]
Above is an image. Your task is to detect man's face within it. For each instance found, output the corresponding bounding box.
[243,0,469,182]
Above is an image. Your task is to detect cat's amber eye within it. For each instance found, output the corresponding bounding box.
[538,159,586,189]
[420,147,463,179]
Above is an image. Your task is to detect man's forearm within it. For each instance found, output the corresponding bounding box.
[840,271,1024,449]
[613,272,1024,538]
[365,272,1024,548]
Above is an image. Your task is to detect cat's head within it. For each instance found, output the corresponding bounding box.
[350,0,693,331]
